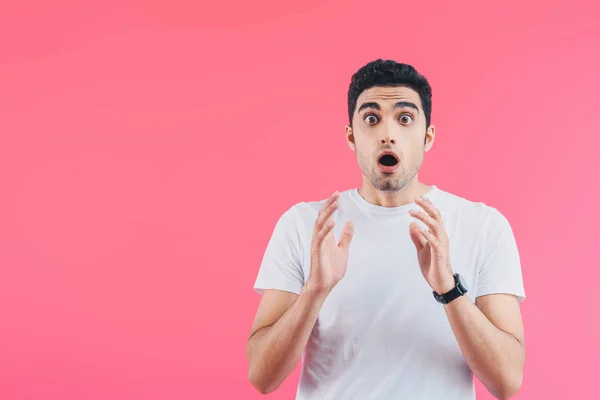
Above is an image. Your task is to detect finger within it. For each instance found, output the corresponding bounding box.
[315,199,339,233]
[409,209,440,235]
[318,191,340,217]
[315,219,336,243]
[338,220,355,249]
[315,192,339,230]
[419,226,440,248]
[409,221,426,251]
[414,196,442,222]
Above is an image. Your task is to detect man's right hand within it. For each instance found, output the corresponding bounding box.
[247,191,355,394]
[307,191,355,293]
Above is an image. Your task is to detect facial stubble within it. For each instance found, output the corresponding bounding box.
[355,144,422,194]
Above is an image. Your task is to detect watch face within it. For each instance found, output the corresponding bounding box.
[457,274,468,293]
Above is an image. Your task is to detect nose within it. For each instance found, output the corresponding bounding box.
[379,118,400,145]
[378,118,402,145]
[379,129,396,145]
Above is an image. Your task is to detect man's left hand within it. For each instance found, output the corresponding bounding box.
[409,195,455,295]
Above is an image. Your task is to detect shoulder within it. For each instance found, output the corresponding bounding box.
[274,189,355,230]
[434,186,512,231]
[284,189,354,217]
[272,193,330,230]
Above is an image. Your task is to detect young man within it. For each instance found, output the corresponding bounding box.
[246,59,526,400]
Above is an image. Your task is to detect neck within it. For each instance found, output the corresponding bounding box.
[357,176,431,208]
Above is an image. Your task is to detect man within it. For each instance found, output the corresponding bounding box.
[246,59,526,400]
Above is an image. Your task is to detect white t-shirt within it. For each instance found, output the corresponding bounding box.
[253,185,525,400]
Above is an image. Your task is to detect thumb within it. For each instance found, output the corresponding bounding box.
[409,222,426,252]
[338,220,355,249]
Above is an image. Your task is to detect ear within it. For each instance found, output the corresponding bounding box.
[345,125,356,151]
[424,124,435,152]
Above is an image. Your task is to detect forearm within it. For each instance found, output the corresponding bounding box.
[247,285,329,394]
[444,296,525,399]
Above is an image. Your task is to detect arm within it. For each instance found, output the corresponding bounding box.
[247,191,355,394]
[443,293,525,399]
[246,285,330,394]
[409,197,526,400]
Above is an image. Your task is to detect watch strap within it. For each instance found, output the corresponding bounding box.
[433,274,467,304]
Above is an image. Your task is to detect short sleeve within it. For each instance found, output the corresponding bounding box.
[253,205,305,296]
[476,208,526,302]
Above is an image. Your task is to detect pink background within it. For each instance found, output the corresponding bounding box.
[1,1,599,399]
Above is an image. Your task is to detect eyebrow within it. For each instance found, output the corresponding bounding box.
[357,101,420,113]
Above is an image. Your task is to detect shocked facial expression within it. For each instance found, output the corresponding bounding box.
[346,86,435,193]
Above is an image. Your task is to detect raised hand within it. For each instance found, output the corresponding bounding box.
[408,195,455,295]
[307,191,355,293]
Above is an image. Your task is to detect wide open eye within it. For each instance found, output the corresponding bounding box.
[364,114,379,125]
[399,114,413,124]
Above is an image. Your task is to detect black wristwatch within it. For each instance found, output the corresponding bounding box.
[433,273,468,304]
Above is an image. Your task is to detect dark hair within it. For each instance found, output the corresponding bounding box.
[347,59,432,128]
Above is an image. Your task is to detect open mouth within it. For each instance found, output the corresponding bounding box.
[378,153,399,167]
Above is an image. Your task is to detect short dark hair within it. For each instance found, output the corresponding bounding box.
[347,59,433,128]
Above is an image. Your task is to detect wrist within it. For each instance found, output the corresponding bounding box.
[433,271,469,305]
[434,272,456,294]
[301,285,331,308]
[304,279,334,297]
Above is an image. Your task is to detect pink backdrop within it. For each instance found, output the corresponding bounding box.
[1,1,599,399]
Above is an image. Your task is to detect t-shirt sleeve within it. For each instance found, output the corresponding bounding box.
[253,205,305,296]
[476,208,526,302]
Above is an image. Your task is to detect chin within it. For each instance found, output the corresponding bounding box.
[374,179,404,193]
